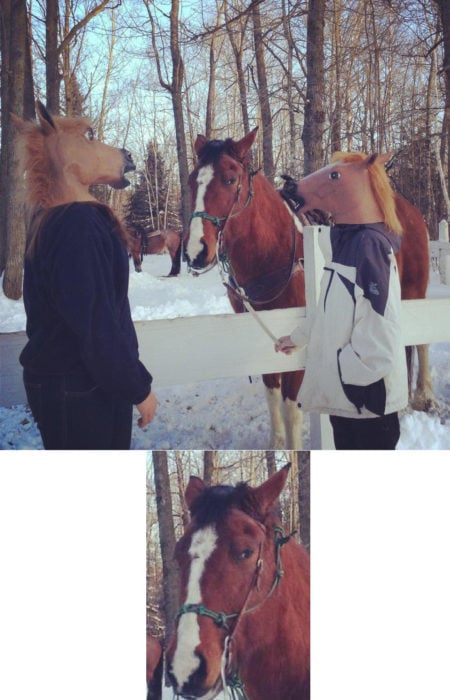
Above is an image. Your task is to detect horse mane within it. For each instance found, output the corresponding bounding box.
[331,151,403,235]
[189,482,275,527]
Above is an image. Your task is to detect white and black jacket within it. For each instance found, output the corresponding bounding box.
[293,223,408,418]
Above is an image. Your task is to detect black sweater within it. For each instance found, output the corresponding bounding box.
[20,202,152,405]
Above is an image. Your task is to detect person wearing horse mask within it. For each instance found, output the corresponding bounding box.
[12,102,157,449]
[276,152,409,450]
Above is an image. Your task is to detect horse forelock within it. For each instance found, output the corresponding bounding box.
[197,138,248,167]
[189,482,269,528]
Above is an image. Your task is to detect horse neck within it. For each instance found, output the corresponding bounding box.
[234,541,310,698]
[226,175,294,275]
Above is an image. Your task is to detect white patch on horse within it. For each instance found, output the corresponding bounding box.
[187,164,215,263]
[170,525,218,691]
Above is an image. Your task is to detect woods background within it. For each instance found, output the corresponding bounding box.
[1,0,450,297]
[147,450,310,647]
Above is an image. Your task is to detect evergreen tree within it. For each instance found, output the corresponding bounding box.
[125,141,179,234]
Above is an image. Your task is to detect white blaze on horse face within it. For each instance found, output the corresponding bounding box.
[187,164,215,263]
[171,525,218,691]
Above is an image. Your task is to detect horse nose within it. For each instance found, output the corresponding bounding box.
[168,651,208,697]
[120,148,136,173]
[280,174,305,209]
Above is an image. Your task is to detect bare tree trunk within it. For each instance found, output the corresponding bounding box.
[434,0,450,201]
[174,452,190,532]
[46,0,60,113]
[252,0,274,183]
[265,451,276,476]
[152,451,179,647]
[297,451,310,550]
[203,451,217,486]
[302,0,326,174]
[225,3,250,135]
[0,0,34,298]
[330,0,342,153]
[281,0,297,172]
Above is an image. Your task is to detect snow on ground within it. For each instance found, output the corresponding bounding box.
[1,254,450,450]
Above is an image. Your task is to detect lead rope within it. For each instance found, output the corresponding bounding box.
[217,228,279,344]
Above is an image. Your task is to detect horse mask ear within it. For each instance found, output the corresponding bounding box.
[185,476,206,512]
[251,464,290,517]
[365,152,394,168]
[36,101,57,135]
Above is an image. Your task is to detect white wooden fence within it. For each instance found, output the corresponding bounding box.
[2,226,450,448]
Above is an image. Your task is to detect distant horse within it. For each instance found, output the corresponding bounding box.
[166,465,310,700]
[147,635,163,700]
[12,101,135,212]
[282,151,436,412]
[184,128,305,448]
[129,227,181,275]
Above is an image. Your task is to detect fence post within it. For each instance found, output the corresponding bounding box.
[303,226,335,450]
[438,220,450,285]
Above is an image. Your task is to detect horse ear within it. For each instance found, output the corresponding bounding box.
[36,101,56,134]
[194,134,207,156]
[251,464,290,516]
[185,476,206,511]
[234,127,258,160]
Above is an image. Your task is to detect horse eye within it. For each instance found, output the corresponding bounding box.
[85,128,95,141]
[329,171,340,180]
[239,548,253,560]
[225,177,236,186]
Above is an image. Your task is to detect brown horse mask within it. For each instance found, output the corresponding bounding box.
[284,151,403,232]
[11,101,135,208]
[167,465,310,700]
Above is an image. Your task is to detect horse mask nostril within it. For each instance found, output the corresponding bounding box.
[120,148,136,173]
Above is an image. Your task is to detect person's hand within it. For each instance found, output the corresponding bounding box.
[275,335,299,355]
[136,393,158,428]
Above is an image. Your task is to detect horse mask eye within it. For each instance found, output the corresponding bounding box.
[329,171,341,180]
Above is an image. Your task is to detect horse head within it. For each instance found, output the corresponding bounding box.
[167,465,303,699]
[184,127,259,272]
[11,101,136,208]
[282,151,402,233]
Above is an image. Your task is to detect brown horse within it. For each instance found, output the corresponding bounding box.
[129,227,181,275]
[282,151,436,412]
[184,128,305,449]
[147,635,163,700]
[166,465,310,700]
[11,101,135,210]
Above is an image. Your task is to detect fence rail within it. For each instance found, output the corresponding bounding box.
[2,226,450,448]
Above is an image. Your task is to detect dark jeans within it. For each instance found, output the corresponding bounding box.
[23,369,133,450]
[329,413,400,450]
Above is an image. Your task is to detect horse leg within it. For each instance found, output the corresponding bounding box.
[263,374,287,448]
[281,370,304,450]
[411,344,437,412]
[168,240,181,276]
[405,345,414,402]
